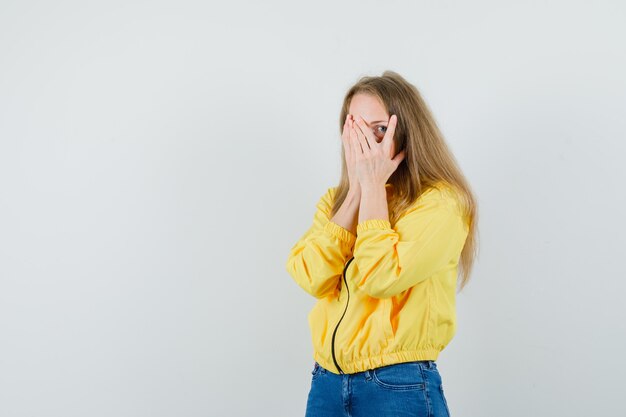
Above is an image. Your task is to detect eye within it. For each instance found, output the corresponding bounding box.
[375,125,388,135]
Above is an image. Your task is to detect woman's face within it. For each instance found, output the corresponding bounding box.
[348,93,390,144]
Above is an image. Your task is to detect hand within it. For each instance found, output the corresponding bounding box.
[341,114,361,196]
[350,114,405,189]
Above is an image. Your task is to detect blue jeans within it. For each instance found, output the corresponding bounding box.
[305,360,451,417]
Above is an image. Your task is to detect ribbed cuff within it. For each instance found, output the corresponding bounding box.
[324,221,356,246]
[356,219,392,233]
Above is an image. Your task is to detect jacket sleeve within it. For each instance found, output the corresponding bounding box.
[352,193,469,299]
[285,187,357,299]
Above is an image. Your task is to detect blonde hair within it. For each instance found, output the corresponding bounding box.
[331,70,479,292]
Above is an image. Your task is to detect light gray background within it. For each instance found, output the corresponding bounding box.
[1,1,625,416]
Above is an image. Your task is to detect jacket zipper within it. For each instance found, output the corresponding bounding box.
[331,256,354,374]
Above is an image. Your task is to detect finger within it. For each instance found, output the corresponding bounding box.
[392,149,406,168]
[351,118,368,150]
[382,114,398,149]
[342,114,350,139]
[352,123,370,155]
[351,119,361,158]
[354,115,379,149]
[341,114,352,157]
[349,120,363,154]
[341,114,351,150]
[389,132,396,159]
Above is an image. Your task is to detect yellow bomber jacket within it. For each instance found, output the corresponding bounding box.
[285,181,470,375]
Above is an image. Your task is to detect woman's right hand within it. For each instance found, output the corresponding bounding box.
[341,114,361,196]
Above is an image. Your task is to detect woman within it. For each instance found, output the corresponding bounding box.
[285,70,478,417]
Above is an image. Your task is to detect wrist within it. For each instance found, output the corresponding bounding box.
[360,182,387,194]
[345,187,361,205]
[347,185,361,197]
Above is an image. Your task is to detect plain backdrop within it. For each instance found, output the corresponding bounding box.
[1,1,625,416]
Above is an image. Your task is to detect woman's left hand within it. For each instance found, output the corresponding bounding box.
[350,114,406,190]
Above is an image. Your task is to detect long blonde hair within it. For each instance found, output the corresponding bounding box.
[331,70,479,292]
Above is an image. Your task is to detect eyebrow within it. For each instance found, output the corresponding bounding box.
[366,119,388,124]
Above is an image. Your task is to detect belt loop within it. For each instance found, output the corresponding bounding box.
[365,369,372,381]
